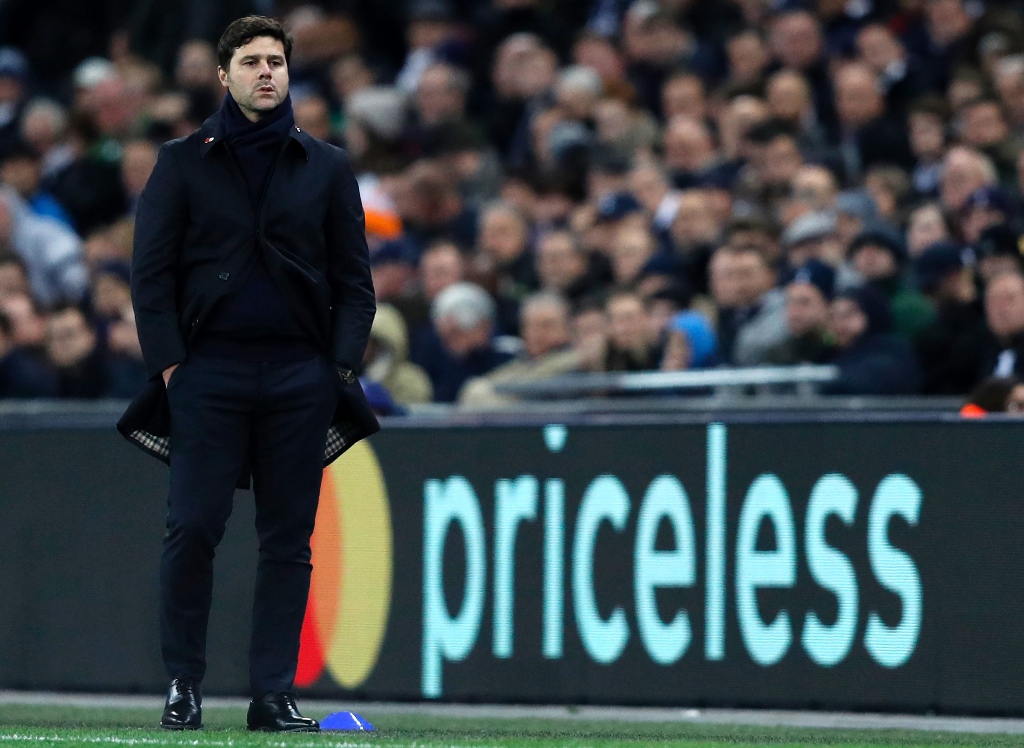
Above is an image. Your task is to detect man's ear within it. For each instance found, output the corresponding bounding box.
[217,67,229,88]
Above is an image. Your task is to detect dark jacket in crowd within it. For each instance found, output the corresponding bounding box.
[0,348,57,398]
[978,330,1024,381]
[413,328,514,403]
[822,286,921,395]
[119,101,379,482]
[915,300,989,395]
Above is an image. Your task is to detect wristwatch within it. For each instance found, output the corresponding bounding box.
[336,366,357,386]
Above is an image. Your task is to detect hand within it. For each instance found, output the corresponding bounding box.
[162,364,178,387]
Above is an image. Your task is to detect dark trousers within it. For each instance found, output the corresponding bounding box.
[161,352,338,697]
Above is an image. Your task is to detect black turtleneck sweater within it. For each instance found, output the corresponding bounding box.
[196,92,317,361]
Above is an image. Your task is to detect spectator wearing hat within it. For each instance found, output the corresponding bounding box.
[763,260,836,366]
[914,242,988,394]
[782,210,840,271]
[363,303,432,406]
[821,285,921,395]
[848,225,936,339]
[972,223,1024,284]
[709,243,788,366]
[834,189,878,250]
[0,48,29,158]
[979,271,1024,381]
[960,186,1017,245]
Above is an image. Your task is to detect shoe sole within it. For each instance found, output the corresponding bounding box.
[160,724,203,731]
[247,727,320,733]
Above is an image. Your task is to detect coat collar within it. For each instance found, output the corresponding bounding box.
[197,112,311,162]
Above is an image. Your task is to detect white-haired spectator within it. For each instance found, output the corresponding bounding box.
[555,64,604,121]
[417,281,515,402]
[0,187,86,306]
[940,145,998,213]
[18,98,73,178]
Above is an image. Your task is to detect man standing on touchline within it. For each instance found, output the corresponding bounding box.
[118,16,378,732]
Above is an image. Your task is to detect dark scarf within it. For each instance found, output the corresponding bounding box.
[219,91,295,203]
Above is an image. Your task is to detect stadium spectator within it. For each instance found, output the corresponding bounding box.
[363,303,432,406]
[0,187,86,305]
[763,260,836,366]
[847,226,936,339]
[961,376,1024,417]
[710,244,787,366]
[980,271,1024,380]
[0,144,74,227]
[960,186,1016,245]
[914,241,987,394]
[660,310,718,371]
[0,48,29,158]
[821,285,921,395]
[973,223,1024,284]
[535,228,596,302]
[45,304,139,398]
[905,202,951,258]
[602,288,660,373]
[459,291,583,407]
[0,305,56,398]
[417,281,514,403]
[907,96,949,198]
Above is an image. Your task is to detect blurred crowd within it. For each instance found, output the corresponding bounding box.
[6,0,1024,409]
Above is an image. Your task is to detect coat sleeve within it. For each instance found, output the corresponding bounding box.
[131,143,188,380]
[325,149,376,369]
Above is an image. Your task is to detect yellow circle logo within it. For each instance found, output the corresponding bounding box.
[295,440,392,688]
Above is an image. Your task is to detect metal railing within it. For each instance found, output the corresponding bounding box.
[492,365,841,399]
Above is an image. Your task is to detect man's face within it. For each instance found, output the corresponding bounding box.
[420,245,464,301]
[829,298,867,348]
[0,262,28,300]
[47,309,97,368]
[786,282,829,336]
[611,228,655,285]
[909,113,945,160]
[770,13,822,70]
[836,70,882,128]
[0,156,41,199]
[219,36,289,118]
[985,273,1024,339]
[537,233,585,292]
[852,244,897,281]
[479,210,526,264]
[522,303,570,360]
[606,296,649,351]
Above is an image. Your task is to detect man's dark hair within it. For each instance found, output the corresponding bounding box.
[217,16,293,70]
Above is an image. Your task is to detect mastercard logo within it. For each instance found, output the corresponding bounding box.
[295,440,392,689]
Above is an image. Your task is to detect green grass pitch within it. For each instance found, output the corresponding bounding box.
[0,703,1020,748]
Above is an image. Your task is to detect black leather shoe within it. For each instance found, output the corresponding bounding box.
[160,677,202,730]
[247,692,320,732]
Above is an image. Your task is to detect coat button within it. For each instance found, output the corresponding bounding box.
[192,318,199,327]
[218,272,230,281]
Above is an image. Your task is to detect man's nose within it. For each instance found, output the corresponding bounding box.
[259,62,272,77]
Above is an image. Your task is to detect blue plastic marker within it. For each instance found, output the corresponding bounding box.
[320,712,376,731]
